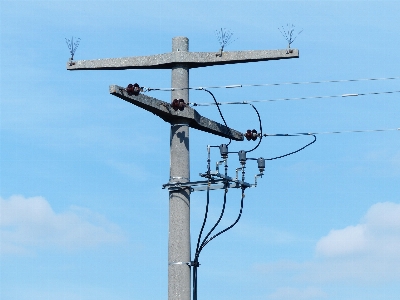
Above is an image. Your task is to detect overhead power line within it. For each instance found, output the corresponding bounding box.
[144,76,400,92]
[189,90,400,106]
[262,128,400,137]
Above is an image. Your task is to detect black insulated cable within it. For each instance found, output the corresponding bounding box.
[265,134,317,161]
[200,88,232,146]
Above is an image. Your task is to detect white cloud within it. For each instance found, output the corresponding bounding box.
[254,202,400,289]
[316,224,367,257]
[316,202,400,258]
[0,195,126,255]
[309,202,400,282]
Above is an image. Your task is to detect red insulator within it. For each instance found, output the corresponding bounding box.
[245,129,252,141]
[126,83,140,96]
[251,129,258,141]
[172,99,186,111]
[171,99,180,110]
[178,99,186,111]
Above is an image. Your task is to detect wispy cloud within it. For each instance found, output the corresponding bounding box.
[0,195,126,255]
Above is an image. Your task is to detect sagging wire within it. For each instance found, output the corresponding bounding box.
[256,134,317,161]
[143,76,400,92]
[199,88,232,146]
[189,90,400,106]
[263,128,400,136]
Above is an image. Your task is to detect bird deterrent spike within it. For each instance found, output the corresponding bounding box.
[278,24,303,48]
[215,28,237,56]
[65,36,81,60]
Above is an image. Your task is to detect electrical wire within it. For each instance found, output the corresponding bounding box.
[193,146,248,299]
[144,76,400,92]
[245,103,262,153]
[193,181,229,300]
[264,135,316,161]
[198,188,245,253]
[200,88,232,146]
[219,102,263,154]
[189,90,400,106]
[193,186,246,300]
[262,128,400,136]
[198,185,229,252]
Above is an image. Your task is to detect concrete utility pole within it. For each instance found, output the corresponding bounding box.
[67,36,298,300]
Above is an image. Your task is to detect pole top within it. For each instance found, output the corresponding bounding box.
[172,37,189,52]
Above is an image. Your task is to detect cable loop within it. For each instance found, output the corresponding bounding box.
[266,135,316,161]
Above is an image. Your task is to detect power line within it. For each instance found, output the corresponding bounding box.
[189,90,400,106]
[247,135,317,161]
[261,128,399,137]
[144,76,400,92]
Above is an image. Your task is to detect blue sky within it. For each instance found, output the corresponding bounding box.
[1,1,399,299]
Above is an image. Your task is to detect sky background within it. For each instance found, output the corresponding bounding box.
[1,1,399,299]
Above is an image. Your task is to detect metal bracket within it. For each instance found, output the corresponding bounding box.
[168,261,200,267]
[163,171,252,192]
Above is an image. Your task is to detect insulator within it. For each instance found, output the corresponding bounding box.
[257,157,265,172]
[245,130,252,141]
[245,129,258,141]
[126,83,141,96]
[219,144,228,158]
[171,99,179,110]
[172,99,186,111]
[238,150,246,164]
[178,99,186,111]
[251,129,258,141]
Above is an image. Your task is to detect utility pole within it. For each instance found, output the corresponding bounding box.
[67,36,298,300]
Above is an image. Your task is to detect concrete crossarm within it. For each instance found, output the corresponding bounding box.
[109,85,244,141]
[67,49,298,70]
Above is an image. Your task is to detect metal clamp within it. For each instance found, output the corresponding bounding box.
[168,261,200,267]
